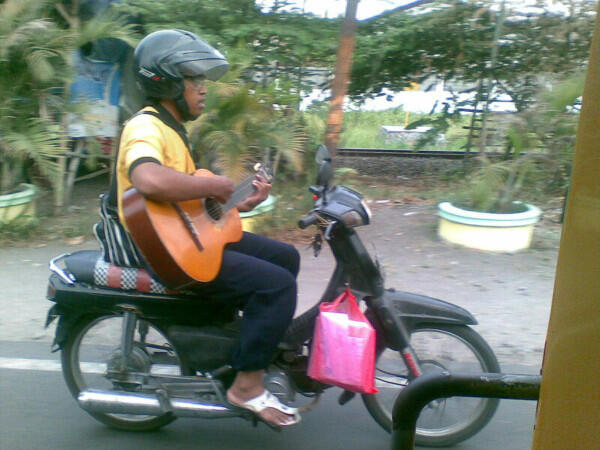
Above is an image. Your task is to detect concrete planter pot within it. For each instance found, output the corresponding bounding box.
[0,183,37,225]
[437,201,542,252]
[239,195,277,232]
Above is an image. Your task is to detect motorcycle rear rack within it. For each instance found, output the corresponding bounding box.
[49,253,76,285]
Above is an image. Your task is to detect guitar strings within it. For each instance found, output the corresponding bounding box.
[206,169,270,217]
[222,176,258,209]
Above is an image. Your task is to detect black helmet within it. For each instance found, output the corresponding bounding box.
[134,29,229,101]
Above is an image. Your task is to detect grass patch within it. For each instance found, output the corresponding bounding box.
[302,106,470,151]
[340,110,417,149]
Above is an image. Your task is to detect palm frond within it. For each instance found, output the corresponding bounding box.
[76,10,140,49]
[25,49,57,82]
[542,74,585,112]
[0,1,48,35]
[1,18,54,59]
[189,77,309,184]
[0,0,142,198]
[265,117,306,172]
[1,117,64,192]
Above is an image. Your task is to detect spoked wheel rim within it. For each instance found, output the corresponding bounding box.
[63,314,183,427]
[363,324,500,447]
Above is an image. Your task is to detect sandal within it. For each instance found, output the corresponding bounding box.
[228,390,301,427]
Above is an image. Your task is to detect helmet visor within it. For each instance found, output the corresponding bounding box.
[177,58,229,81]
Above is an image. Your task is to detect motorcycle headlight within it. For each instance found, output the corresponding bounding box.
[340,210,365,227]
[340,200,372,227]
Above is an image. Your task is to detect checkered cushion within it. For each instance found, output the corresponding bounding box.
[93,258,173,294]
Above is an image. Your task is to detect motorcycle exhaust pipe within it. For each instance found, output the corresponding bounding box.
[78,389,241,419]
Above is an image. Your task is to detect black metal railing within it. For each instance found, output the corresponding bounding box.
[390,371,541,449]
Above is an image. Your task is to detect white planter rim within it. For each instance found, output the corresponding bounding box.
[239,194,277,218]
[438,201,541,227]
[0,183,37,208]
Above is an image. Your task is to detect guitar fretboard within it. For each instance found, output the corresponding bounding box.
[222,176,257,212]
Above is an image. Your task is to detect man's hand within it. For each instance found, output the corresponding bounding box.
[237,175,272,212]
[210,175,235,204]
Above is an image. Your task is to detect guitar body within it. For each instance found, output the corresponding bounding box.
[123,169,243,289]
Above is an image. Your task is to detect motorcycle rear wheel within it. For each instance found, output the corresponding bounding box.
[362,323,500,447]
[62,313,186,431]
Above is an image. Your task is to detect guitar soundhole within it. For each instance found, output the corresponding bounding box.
[204,198,223,221]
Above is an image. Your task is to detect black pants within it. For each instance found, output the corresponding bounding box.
[192,232,300,371]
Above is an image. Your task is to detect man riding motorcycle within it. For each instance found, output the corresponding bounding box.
[94,29,301,427]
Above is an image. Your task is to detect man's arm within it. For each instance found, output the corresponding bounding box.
[130,162,235,203]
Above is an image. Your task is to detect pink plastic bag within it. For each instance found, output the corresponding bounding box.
[307,287,378,394]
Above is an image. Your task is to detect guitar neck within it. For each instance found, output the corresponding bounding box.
[222,176,256,212]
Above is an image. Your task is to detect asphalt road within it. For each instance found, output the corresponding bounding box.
[1,340,538,450]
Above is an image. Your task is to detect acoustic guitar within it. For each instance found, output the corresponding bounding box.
[123,164,273,289]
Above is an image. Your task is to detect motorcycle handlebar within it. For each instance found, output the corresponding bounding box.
[298,214,319,229]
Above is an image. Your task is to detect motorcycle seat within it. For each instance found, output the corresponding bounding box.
[64,250,176,295]
[49,251,238,334]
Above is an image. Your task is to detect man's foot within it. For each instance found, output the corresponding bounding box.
[226,389,301,427]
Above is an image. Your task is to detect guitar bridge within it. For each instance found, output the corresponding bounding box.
[171,203,204,250]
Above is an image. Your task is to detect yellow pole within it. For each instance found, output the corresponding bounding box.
[531,5,600,448]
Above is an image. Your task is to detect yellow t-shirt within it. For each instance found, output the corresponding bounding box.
[116,106,195,229]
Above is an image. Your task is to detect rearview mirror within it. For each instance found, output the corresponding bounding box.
[315,145,331,165]
[315,145,333,187]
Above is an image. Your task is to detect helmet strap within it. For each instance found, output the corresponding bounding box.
[175,94,198,122]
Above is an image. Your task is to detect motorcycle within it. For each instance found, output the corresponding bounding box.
[45,145,500,447]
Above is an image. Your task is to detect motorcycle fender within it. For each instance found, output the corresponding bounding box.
[45,304,59,328]
[383,288,477,329]
[46,305,84,352]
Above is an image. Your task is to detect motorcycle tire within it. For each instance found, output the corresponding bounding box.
[61,313,188,432]
[362,323,501,447]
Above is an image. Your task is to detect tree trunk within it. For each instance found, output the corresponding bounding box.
[324,0,359,160]
[54,0,81,213]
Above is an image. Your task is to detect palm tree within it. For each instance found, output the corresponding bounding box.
[454,75,583,213]
[0,0,64,194]
[0,0,137,206]
[188,62,305,183]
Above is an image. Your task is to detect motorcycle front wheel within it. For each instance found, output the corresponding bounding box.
[362,323,500,447]
[62,313,186,431]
